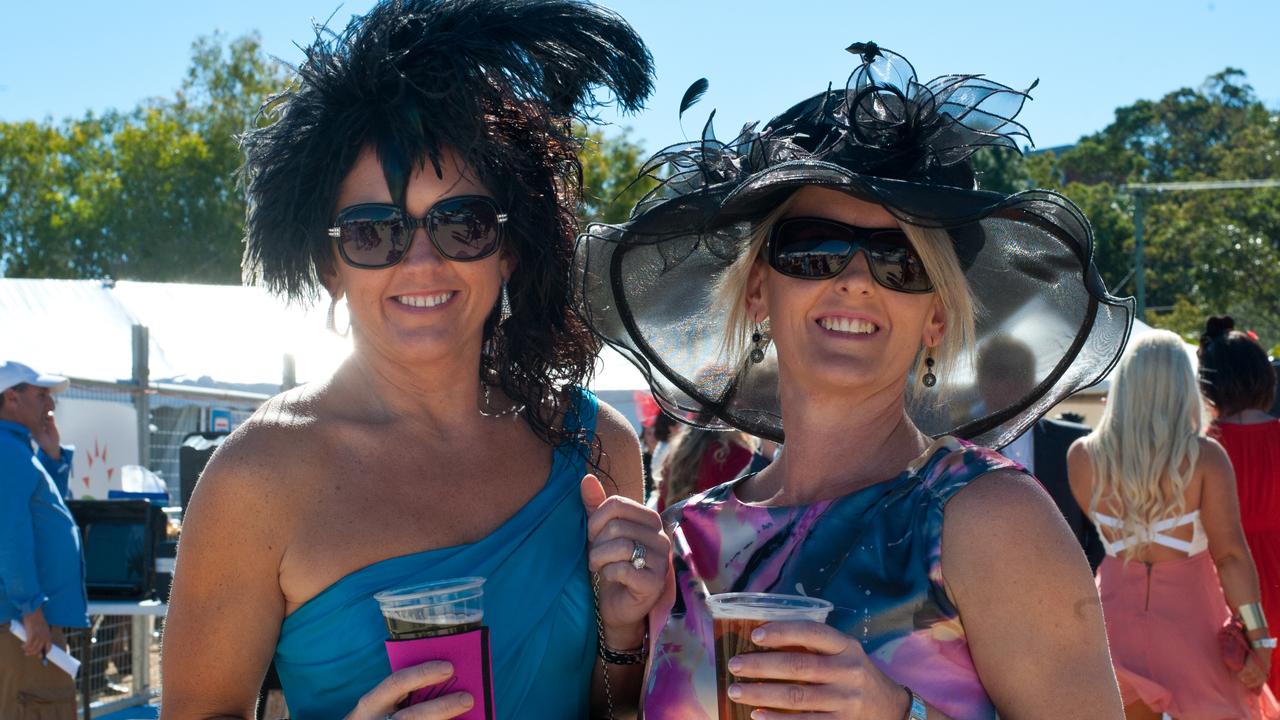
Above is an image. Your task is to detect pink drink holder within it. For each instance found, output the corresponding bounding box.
[384,627,495,719]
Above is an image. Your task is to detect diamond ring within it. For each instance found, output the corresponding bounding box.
[630,541,648,570]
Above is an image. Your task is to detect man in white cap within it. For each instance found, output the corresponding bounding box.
[0,361,87,719]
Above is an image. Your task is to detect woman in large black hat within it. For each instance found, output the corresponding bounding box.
[578,43,1130,718]
[161,2,668,718]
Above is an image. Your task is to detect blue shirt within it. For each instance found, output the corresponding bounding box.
[0,419,88,628]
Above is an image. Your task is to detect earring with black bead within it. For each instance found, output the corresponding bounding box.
[749,320,771,364]
[921,355,937,387]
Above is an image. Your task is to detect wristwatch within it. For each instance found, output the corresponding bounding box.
[903,686,927,720]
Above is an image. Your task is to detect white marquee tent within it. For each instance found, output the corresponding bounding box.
[1,277,649,411]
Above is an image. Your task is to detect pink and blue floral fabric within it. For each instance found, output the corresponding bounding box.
[643,436,1024,720]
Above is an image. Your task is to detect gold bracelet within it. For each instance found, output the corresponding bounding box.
[1238,602,1269,633]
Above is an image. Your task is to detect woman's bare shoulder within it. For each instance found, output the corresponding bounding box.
[189,385,332,513]
[591,397,644,502]
[941,468,1097,613]
[1195,435,1235,484]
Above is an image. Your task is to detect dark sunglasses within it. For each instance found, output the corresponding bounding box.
[766,217,934,293]
[328,195,508,269]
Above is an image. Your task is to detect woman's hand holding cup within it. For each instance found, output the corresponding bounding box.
[581,473,670,647]
[726,620,911,720]
[346,661,474,719]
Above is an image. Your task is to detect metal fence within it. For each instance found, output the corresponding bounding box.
[64,379,266,503]
[65,613,161,718]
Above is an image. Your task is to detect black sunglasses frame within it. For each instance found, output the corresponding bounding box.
[328,195,509,269]
[766,216,935,294]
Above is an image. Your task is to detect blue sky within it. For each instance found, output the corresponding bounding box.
[2,0,1278,154]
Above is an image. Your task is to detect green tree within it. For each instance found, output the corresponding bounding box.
[987,69,1280,345]
[0,33,287,282]
[577,123,655,226]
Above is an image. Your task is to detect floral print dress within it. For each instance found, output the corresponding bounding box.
[643,436,1023,720]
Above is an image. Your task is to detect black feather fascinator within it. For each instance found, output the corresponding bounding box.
[241,0,654,300]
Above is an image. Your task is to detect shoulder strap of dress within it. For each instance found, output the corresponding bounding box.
[552,387,600,479]
[916,437,1027,504]
[562,386,600,437]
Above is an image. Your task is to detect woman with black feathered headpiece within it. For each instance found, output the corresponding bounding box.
[160,1,666,718]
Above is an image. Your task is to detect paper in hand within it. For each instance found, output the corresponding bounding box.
[9,619,81,679]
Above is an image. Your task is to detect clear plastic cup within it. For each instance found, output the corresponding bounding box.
[706,593,834,720]
[374,576,485,641]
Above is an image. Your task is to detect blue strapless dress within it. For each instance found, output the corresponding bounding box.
[274,390,599,719]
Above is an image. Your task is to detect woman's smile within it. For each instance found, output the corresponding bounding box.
[389,291,457,311]
[814,313,880,338]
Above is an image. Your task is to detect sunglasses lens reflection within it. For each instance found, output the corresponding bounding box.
[336,197,502,268]
[865,232,931,292]
[771,220,932,292]
[429,198,502,260]
[339,211,408,267]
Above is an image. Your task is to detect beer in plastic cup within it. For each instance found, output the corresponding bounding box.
[374,576,485,640]
[706,592,834,720]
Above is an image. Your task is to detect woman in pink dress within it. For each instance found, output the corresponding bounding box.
[1201,315,1280,694]
[1070,330,1278,720]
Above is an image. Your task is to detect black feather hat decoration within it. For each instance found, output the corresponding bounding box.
[241,0,654,301]
[678,78,709,120]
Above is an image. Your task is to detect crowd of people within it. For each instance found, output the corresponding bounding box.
[3,0,1278,719]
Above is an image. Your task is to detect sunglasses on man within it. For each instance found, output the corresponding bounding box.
[328,195,508,269]
[766,217,934,293]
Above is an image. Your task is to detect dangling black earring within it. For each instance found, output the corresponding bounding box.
[749,322,770,364]
[922,355,937,387]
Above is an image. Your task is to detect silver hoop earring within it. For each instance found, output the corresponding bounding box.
[749,321,771,364]
[325,294,350,338]
[499,280,512,326]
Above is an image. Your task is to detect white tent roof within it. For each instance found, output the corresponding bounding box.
[1,279,138,382]
[1,278,650,399]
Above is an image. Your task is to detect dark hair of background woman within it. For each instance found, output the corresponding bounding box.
[238,0,653,450]
[652,412,679,444]
[1198,315,1278,417]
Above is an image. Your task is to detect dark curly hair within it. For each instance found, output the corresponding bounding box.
[239,0,653,448]
[1198,315,1277,418]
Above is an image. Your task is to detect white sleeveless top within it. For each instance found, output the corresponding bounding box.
[1092,510,1209,556]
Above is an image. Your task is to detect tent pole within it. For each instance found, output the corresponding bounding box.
[282,353,297,391]
[132,324,151,472]
[1133,193,1146,320]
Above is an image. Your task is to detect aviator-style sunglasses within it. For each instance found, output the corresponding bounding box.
[766,217,934,293]
[328,195,508,269]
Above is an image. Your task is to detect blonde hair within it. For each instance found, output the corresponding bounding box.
[714,199,977,396]
[1083,330,1204,552]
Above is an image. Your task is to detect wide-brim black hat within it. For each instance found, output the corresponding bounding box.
[576,43,1134,448]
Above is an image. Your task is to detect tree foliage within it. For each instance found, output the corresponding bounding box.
[971,68,1280,349]
[0,33,287,283]
[0,35,655,284]
[578,123,655,226]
